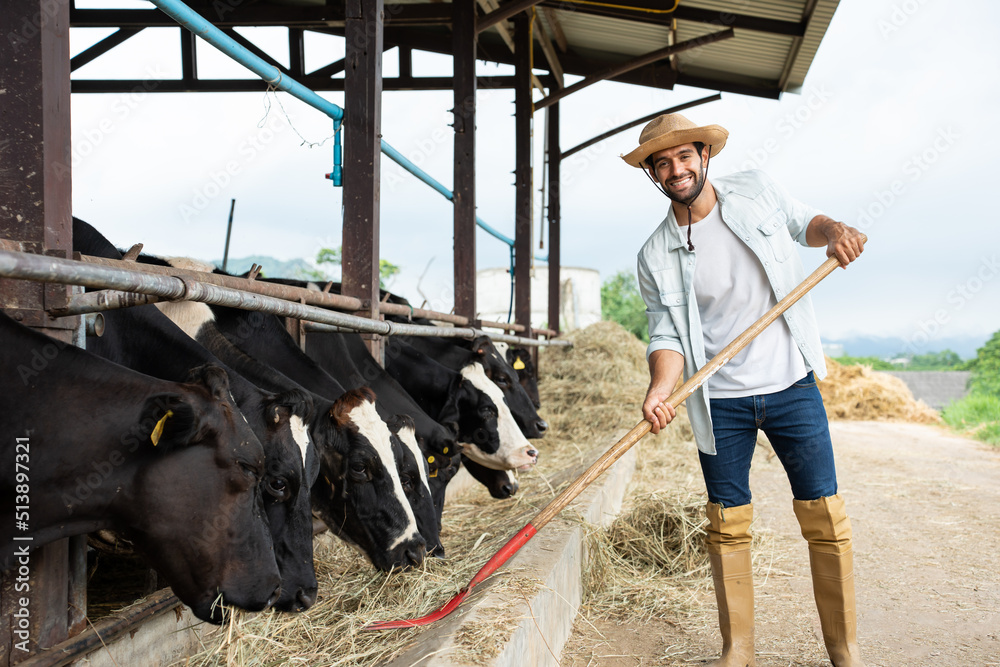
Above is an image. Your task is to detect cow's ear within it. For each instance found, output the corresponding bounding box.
[268,388,314,425]
[139,394,198,451]
[186,364,232,402]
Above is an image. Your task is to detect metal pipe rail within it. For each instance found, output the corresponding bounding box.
[77,254,556,336]
[301,321,567,347]
[0,250,570,347]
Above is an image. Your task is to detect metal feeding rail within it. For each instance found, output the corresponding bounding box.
[0,249,570,348]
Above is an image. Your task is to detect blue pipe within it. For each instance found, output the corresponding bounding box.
[381,139,548,260]
[152,0,545,260]
[150,0,343,121]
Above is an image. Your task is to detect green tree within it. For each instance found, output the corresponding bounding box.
[310,247,399,289]
[909,349,964,370]
[601,270,648,342]
[967,331,1000,397]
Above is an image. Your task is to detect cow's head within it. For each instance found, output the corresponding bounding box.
[311,388,427,571]
[385,414,445,558]
[124,365,281,623]
[437,377,504,457]
[256,387,319,612]
[470,337,548,438]
[457,361,539,472]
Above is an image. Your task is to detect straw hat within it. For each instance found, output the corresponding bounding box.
[621,113,728,168]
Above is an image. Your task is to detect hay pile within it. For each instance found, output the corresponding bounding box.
[819,357,940,423]
[539,322,718,622]
[537,320,693,461]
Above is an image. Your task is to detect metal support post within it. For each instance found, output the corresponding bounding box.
[512,12,532,333]
[452,0,477,323]
[343,0,385,363]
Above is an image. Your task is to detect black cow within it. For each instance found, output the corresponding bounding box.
[73,219,318,611]
[301,329,463,521]
[0,312,280,623]
[186,308,437,565]
[383,336,538,472]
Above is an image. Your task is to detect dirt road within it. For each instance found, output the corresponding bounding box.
[562,421,1000,666]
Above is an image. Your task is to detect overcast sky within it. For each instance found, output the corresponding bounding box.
[68,0,1000,353]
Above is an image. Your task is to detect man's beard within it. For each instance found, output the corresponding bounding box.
[661,165,706,205]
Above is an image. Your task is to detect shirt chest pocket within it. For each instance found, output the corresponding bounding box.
[656,286,690,338]
[758,210,794,262]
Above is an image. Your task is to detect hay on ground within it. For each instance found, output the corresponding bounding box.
[819,357,940,423]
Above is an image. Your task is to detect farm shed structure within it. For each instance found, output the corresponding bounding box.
[0,0,840,663]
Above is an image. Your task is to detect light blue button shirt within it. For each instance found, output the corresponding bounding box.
[636,169,829,455]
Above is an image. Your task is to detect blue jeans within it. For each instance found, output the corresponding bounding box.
[698,372,838,507]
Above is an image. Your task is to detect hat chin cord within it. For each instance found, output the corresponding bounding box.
[643,146,712,251]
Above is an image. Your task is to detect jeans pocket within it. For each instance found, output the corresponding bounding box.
[792,371,816,388]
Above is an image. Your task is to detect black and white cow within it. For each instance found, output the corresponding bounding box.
[301,329,463,522]
[382,336,538,472]
[184,307,437,566]
[73,219,318,611]
[0,312,280,623]
[399,334,549,440]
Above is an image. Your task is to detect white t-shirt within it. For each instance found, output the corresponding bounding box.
[690,204,807,398]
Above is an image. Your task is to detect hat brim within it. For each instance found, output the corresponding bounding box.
[621,125,729,168]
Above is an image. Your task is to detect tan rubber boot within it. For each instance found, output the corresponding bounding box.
[793,494,866,667]
[704,502,755,667]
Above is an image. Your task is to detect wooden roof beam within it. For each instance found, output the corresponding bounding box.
[475,0,545,93]
[534,10,564,87]
[535,28,733,110]
[477,0,544,33]
[540,7,567,52]
[70,27,144,71]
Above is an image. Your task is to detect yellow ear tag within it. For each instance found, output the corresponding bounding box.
[428,469,438,478]
[442,447,449,454]
[426,455,435,464]
[150,410,174,446]
[513,357,526,370]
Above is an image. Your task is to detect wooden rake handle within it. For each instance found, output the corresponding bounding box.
[366,246,858,631]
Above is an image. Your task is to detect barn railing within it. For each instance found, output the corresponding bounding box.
[0,249,569,348]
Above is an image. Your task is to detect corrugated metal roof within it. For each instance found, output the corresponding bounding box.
[531,0,840,97]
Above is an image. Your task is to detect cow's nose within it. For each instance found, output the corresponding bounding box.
[535,419,548,434]
[266,585,282,610]
[526,447,538,461]
[497,481,516,498]
[429,541,447,559]
[296,587,317,611]
[405,546,425,567]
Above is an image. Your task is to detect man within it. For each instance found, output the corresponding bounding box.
[622,113,866,667]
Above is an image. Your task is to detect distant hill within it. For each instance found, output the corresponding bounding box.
[823,334,990,361]
[209,256,332,281]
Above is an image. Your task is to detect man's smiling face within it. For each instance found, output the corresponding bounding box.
[647,143,709,203]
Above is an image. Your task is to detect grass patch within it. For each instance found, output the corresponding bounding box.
[941,393,1000,446]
